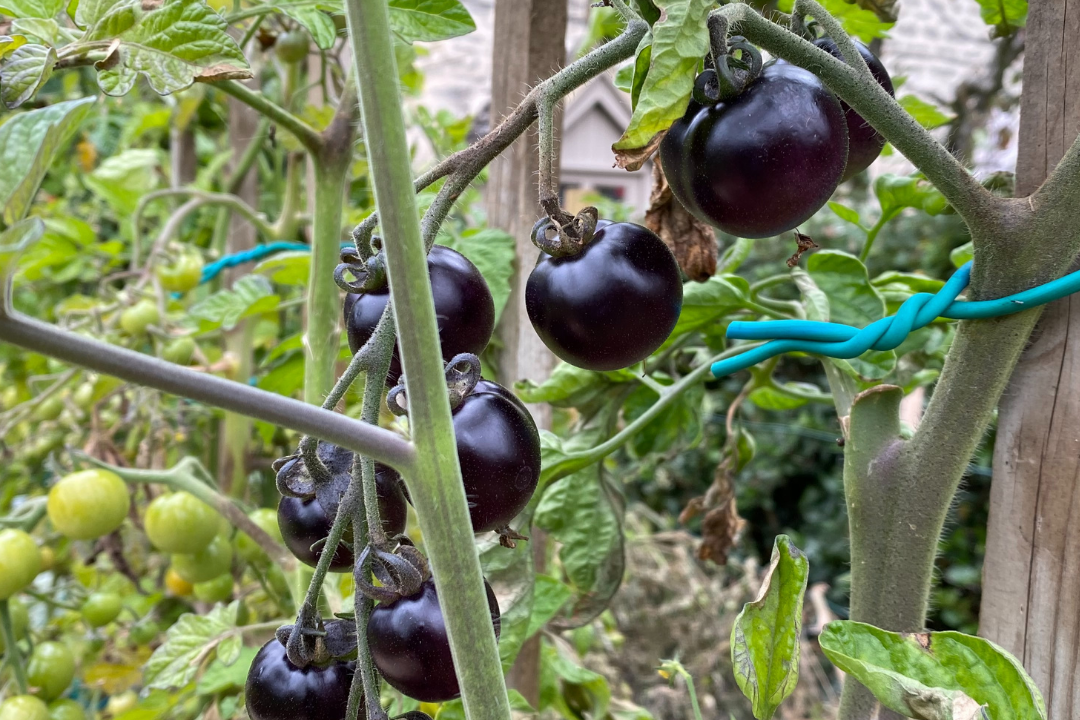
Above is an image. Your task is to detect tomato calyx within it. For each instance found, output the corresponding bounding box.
[275,614,357,666]
[355,539,429,604]
[387,352,482,415]
[531,206,600,258]
[699,30,763,103]
[333,246,387,294]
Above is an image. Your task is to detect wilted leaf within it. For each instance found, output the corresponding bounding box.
[0,96,95,224]
[74,0,250,97]
[612,0,712,160]
[819,622,1044,720]
[680,450,746,564]
[387,0,475,43]
[0,43,55,109]
[731,535,809,720]
[645,158,716,281]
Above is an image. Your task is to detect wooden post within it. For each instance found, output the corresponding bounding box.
[488,0,568,706]
[980,2,1080,717]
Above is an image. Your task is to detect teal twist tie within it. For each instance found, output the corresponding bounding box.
[711,261,1080,379]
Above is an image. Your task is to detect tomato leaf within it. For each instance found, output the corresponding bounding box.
[72,0,251,97]
[612,0,712,163]
[387,0,475,43]
[144,602,240,690]
[622,379,704,456]
[662,274,751,347]
[0,43,55,108]
[951,241,973,268]
[898,95,954,129]
[439,227,515,324]
[777,0,893,41]
[254,251,311,286]
[190,275,279,331]
[874,173,949,215]
[278,6,337,50]
[828,201,865,230]
[807,250,886,328]
[973,0,1027,37]
[0,96,95,224]
[196,645,257,695]
[0,0,64,19]
[819,621,1045,720]
[83,148,161,215]
[731,535,809,720]
[516,362,633,408]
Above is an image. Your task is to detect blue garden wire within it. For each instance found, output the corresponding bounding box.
[199,242,313,285]
[710,261,1080,379]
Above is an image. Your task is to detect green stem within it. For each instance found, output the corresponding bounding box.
[304,156,350,406]
[343,2,511,720]
[217,81,323,155]
[0,599,28,694]
[858,209,900,263]
[717,237,754,275]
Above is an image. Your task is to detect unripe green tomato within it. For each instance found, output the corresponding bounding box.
[104,692,136,717]
[0,529,42,599]
[81,592,122,628]
[0,696,49,720]
[32,396,65,422]
[128,619,159,646]
[275,30,309,64]
[26,641,76,701]
[161,337,196,366]
[48,700,86,720]
[165,568,193,597]
[171,534,232,584]
[1,386,20,410]
[155,250,204,293]
[119,300,160,336]
[0,597,29,653]
[144,492,218,554]
[235,600,250,626]
[192,574,233,603]
[235,508,283,564]
[72,383,95,410]
[48,469,130,540]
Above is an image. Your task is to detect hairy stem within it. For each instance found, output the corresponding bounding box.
[343,1,511,719]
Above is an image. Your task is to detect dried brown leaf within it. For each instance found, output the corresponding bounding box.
[645,159,717,282]
[682,456,746,564]
[613,131,664,172]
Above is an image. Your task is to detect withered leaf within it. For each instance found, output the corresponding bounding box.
[645,158,717,282]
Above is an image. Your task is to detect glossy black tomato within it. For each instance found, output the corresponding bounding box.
[245,639,354,720]
[525,222,682,371]
[345,245,495,384]
[367,578,500,703]
[659,62,848,238]
[277,461,407,571]
[472,379,536,433]
[454,380,541,532]
[812,37,893,180]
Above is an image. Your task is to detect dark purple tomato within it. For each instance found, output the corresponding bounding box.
[344,245,495,384]
[472,379,536,434]
[525,222,682,371]
[659,62,848,238]
[812,37,894,180]
[245,639,354,720]
[454,381,541,532]
[277,463,407,572]
[367,578,500,703]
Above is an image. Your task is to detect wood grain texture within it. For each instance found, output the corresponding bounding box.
[487,0,568,706]
[982,1,1080,717]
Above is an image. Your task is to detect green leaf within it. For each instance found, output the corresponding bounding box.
[807,250,885,328]
[748,385,810,411]
[540,640,612,719]
[819,621,1045,720]
[439,228,515,324]
[525,575,573,638]
[629,33,652,111]
[515,362,632,407]
[196,645,257,695]
[874,174,950,216]
[622,379,704,456]
[257,353,304,397]
[254,251,310,286]
[387,0,475,43]
[0,43,56,109]
[612,0,712,159]
[950,241,973,268]
[828,201,864,229]
[730,535,810,720]
[871,271,945,295]
[974,0,1027,36]
[0,96,95,224]
[791,267,829,322]
[507,690,536,714]
[0,217,46,309]
[899,95,954,129]
[74,0,251,97]
[279,6,337,49]
[534,464,623,595]
[777,0,893,41]
[144,602,239,689]
[614,61,634,93]
[190,275,279,331]
[11,17,62,43]
[847,349,896,380]
[0,0,63,19]
[664,274,751,345]
[0,36,29,60]
[83,148,161,215]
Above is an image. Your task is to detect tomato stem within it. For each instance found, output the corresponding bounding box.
[0,599,28,694]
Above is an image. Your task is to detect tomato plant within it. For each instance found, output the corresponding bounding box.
[144,492,220,554]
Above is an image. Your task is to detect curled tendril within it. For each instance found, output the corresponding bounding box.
[274,455,315,498]
[531,206,600,258]
[334,247,387,294]
[445,353,481,410]
[355,542,429,603]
